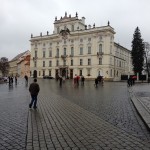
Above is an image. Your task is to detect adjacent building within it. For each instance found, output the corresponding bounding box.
[30,12,132,80]
[9,50,30,77]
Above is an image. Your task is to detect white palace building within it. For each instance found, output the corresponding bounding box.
[30,12,133,81]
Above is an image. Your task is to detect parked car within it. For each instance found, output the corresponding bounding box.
[0,77,7,82]
[43,76,54,79]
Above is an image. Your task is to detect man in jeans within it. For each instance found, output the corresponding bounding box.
[29,78,40,109]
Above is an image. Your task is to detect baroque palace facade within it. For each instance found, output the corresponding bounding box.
[30,12,132,81]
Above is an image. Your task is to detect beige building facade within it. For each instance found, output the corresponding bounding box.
[30,12,132,80]
[9,50,30,77]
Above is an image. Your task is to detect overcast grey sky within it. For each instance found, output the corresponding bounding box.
[0,0,149,60]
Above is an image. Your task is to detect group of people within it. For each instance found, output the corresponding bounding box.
[73,74,85,86]
[127,76,136,86]
[95,75,104,87]
[28,75,104,110]
[8,76,18,85]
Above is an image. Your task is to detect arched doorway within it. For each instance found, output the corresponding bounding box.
[33,70,37,78]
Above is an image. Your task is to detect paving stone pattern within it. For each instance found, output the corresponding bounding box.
[26,80,150,150]
[0,79,150,150]
[0,80,29,150]
[42,80,150,141]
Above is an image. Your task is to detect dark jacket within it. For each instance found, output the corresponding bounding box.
[29,82,40,96]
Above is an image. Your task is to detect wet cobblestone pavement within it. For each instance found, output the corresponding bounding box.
[0,79,29,150]
[0,79,150,149]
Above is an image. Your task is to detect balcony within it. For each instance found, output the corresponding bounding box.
[33,57,38,61]
[69,54,74,57]
[58,65,68,68]
[61,55,68,58]
[97,52,103,56]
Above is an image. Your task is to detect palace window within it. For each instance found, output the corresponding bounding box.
[71,59,73,66]
[99,44,102,53]
[56,60,59,66]
[34,61,37,67]
[35,51,37,57]
[43,70,45,76]
[43,61,45,67]
[56,48,59,57]
[43,51,46,58]
[80,70,82,76]
[87,68,91,76]
[49,50,52,57]
[88,46,91,54]
[88,59,91,65]
[63,60,66,66]
[64,48,66,55]
[99,58,102,65]
[80,47,83,55]
[49,70,51,76]
[88,38,91,42]
[80,38,83,42]
[71,47,74,56]
[80,59,83,66]
[49,61,52,67]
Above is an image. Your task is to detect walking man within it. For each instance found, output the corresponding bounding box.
[29,78,40,109]
[24,75,28,85]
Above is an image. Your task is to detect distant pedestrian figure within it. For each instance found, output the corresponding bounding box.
[76,75,80,86]
[95,78,98,87]
[11,77,13,84]
[73,74,77,86]
[15,76,17,84]
[24,75,28,85]
[81,75,85,85]
[8,76,11,86]
[29,78,40,109]
[59,76,63,86]
[127,77,132,87]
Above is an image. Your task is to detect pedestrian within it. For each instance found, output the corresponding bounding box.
[81,75,85,85]
[59,76,63,86]
[29,78,40,109]
[95,78,98,87]
[8,76,11,86]
[76,75,80,86]
[15,76,17,84]
[24,75,28,85]
[11,76,13,85]
[73,75,77,86]
[127,76,132,87]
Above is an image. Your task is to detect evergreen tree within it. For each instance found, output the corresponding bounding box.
[0,57,9,76]
[131,27,144,75]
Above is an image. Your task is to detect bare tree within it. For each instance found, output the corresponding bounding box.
[0,57,9,76]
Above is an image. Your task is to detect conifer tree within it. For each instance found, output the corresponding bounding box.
[131,27,144,75]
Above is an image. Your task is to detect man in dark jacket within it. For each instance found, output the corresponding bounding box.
[29,78,40,109]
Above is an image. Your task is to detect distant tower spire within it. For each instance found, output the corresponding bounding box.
[93,23,95,28]
[108,21,110,26]
[55,16,57,21]
[76,12,78,17]
[65,12,67,17]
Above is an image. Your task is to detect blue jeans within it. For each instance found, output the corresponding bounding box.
[29,95,37,108]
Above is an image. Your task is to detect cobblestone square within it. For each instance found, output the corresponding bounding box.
[0,79,150,150]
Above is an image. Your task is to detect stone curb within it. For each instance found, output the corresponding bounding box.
[128,87,150,130]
